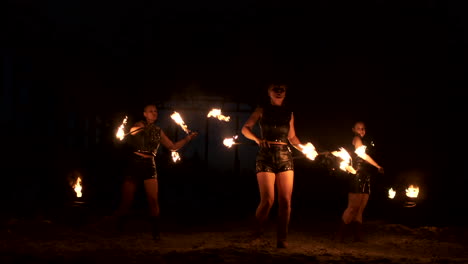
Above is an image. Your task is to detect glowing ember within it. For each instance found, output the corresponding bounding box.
[331,147,356,174]
[171,151,181,162]
[388,188,396,199]
[355,145,367,159]
[405,185,419,198]
[223,135,238,148]
[73,177,83,198]
[170,111,190,134]
[299,142,318,160]
[116,116,128,140]
[207,108,230,122]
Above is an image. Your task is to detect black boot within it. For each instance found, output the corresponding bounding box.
[151,216,161,241]
[334,220,347,243]
[352,222,364,242]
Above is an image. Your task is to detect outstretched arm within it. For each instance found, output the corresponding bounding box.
[353,136,384,173]
[160,130,198,152]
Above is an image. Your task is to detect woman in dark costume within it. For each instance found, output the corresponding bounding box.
[241,82,310,249]
[335,121,384,242]
[113,103,198,241]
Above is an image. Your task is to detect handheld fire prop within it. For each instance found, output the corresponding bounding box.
[298,142,319,160]
[207,108,230,122]
[116,116,128,141]
[331,147,356,174]
[170,111,191,134]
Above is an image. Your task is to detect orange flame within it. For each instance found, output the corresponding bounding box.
[73,177,83,198]
[405,185,419,198]
[331,147,356,174]
[171,151,181,162]
[207,108,230,122]
[223,135,238,148]
[299,142,318,160]
[116,116,128,140]
[170,111,190,134]
[388,188,396,199]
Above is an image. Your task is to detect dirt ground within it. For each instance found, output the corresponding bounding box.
[1,205,467,264]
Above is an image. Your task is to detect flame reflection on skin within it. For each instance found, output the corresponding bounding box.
[207,108,230,122]
[116,116,128,140]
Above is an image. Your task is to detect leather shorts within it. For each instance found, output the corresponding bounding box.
[256,145,294,173]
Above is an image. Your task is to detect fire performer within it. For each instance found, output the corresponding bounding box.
[335,120,384,243]
[241,81,311,249]
[112,103,198,241]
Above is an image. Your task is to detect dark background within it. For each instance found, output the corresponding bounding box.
[3,1,467,226]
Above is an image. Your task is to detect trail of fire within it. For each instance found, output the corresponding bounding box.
[207,108,230,122]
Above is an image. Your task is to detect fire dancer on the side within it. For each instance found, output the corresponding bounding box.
[112,103,198,241]
[241,81,310,249]
[335,120,384,243]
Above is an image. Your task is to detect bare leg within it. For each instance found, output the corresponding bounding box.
[115,180,137,217]
[144,178,160,240]
[275,170,294,248]
[255,172,276,236]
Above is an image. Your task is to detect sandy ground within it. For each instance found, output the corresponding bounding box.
[1,205,468,264]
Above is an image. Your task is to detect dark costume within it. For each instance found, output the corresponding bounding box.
[124,121,161,181]
[255,102,294,173]
[348,135,378,194]
[121,121,162,240]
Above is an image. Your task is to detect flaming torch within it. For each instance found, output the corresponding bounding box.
[223,135,239,148]
[73,177,83,198]
[207,108,230,122]
[331,147,356,174]
[116,116,128,141]
[170,111,190,134]
[388,188,396,199]
[299,142,318,160]
[171,151,181,162]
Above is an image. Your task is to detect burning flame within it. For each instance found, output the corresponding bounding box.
[299,142,318,160]
[331,147,356,174]
[116,116,128,140]
[207,108,230,122]
[355,145,367,159]
[73,177,83,198]
[223,135,238,148]
[405,185,419,198]
[170,111,190,134]
[171,151,181,162]
[388,188,396,199]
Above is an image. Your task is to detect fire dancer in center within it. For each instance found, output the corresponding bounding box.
[335,120,384,243]
[241,81,310,249]
[112,103,198,241]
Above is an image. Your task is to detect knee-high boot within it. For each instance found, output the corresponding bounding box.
[150,216,161,241]
[352,222,364,242]
[334,220,347,242]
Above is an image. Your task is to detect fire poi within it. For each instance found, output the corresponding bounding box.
[116,116,128,141]
[207,108,230,122]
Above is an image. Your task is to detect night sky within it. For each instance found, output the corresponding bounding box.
[4,1,467,224]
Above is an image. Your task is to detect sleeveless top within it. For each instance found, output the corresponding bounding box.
[128,121,162,156]
[259,102,292,143]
